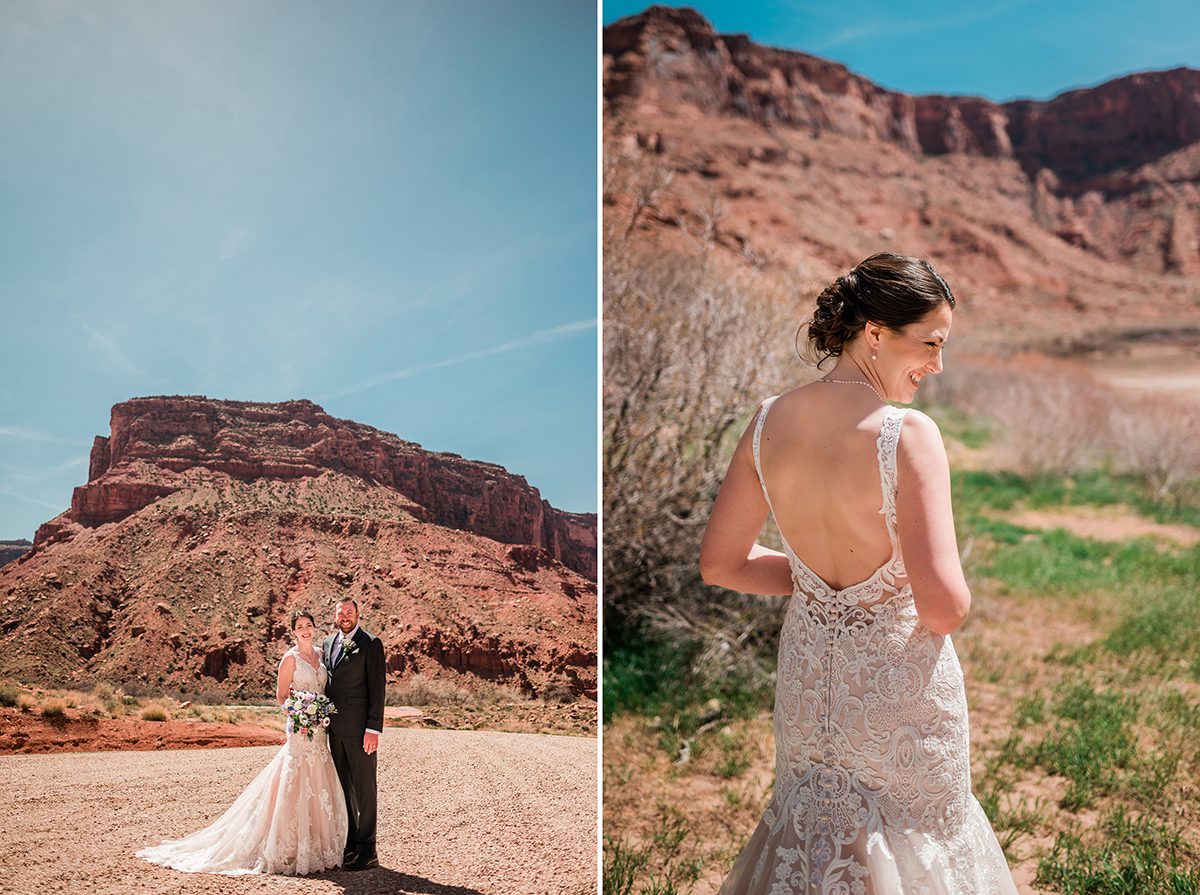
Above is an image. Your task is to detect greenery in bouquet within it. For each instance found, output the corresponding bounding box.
[283,689,337,740]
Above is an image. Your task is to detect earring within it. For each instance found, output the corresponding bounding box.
[871,350,878,361]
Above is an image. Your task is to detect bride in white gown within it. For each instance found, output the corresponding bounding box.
[138,610,348,876]
[701,254,1017,893]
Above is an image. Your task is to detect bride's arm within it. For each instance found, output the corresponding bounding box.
[895,410,971,634]
[275,654,296,706]
[700,406,793,597]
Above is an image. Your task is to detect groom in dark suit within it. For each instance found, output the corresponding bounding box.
[324,597,386,871]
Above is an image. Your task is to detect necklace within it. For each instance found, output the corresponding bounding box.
[820,377,884,401]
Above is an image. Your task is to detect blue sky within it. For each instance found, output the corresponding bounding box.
[604,1,1200,101]
[0,1,598,539]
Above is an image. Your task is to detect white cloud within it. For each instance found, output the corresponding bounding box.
[809,0,1034,51]
[319,318,596,400]
[75,317,142,376]
[0,487,66,512]
[219,226,256,261]
[0,426,84,446]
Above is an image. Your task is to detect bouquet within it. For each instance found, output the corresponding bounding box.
[283,689,337,740]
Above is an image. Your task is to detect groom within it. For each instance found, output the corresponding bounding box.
[324,597,387,871]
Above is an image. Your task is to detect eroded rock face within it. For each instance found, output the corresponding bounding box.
[1,398,596,701]
[43,397,595,580]
[607,7,1200,175]
[604,6,1200,281]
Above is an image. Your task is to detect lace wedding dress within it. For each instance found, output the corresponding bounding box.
[718,399,1016,894]
[138,650,348,876]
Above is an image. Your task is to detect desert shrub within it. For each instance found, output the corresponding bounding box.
[539,680,576,704]
[16,693,36,712]
[1110,393,1200,509]
[924,353,1113,475]
[140,705,169,722]
[924,352,1200,512]
[604,151,795,705]
[40,698,66,718]
[388,673,470,707]
[0,680,19,707]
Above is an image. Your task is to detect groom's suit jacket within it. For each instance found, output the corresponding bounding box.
[323,627,386,739]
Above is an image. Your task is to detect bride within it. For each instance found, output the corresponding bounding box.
[700,253,1016,893]
[138,610,348,876]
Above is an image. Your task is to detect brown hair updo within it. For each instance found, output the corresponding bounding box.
[801,253,955,366]
[290,609,316,630]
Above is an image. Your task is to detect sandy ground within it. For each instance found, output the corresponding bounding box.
[0,728,597,895]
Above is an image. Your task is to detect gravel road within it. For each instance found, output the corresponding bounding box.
[0,728,596,895]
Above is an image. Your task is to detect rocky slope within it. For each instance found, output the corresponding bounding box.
[0,397,596,700]
[604,6,1200,343]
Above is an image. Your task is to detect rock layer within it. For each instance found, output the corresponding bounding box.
[0,398,596,701]
[40,396,594,579]
[604,6,1200,303]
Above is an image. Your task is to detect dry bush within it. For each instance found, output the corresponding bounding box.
[921,350,1200,507]
[604,148,798,683]
[925,353,1115,475]
[476,683,526,705]
[1110,393,1200,507]
[40,698,66,718]
[0,679,19,707]
[538,680,577,705]
[140,702,170,722]
[388,673,472,707]
[16,693,36,712]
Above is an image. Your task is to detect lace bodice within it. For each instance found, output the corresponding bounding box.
[287,649,328,694]
[718,397,1014,894]
[284,649,330,759]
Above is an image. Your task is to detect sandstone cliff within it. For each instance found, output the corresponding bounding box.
[40,396,594,579]
[0,397,596,701]
[605,6,1200,333]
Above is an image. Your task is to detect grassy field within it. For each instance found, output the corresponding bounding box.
[603,464,1200,894]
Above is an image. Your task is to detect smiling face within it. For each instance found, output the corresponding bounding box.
[291,613,316,648]
[335,600,359,635]
[873,302,952,403]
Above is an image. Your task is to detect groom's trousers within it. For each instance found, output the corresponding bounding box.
[330,732,378,851]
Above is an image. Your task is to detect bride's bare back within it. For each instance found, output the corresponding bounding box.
[758,384,895,591]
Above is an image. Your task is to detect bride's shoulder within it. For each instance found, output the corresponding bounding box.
[896,409,949,470]
[279,647,298,666]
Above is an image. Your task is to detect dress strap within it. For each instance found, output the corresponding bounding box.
[751,396,780,511]
[876,406,909,546]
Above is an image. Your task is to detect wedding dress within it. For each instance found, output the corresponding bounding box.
[718,399,1016,894]
[138,650,348,876]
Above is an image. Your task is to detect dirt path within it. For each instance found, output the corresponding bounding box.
[0,728,596,895]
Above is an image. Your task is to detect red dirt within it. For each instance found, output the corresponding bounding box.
[0,707,282,754]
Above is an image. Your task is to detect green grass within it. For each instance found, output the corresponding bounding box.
[1036,807,1200,894]
[953,469,1200,527]
[602,806,703,895]
[714,730,752,779]
[922,404,993,449]
[973,527,1197,598]
[603,626,773,731]
[1102,586,1200,678]
[603,837,649,895]
[1031,678,1139,811]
